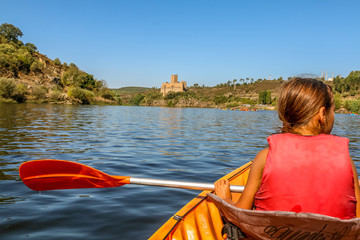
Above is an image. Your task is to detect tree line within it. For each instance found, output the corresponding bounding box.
[333,71,360,95]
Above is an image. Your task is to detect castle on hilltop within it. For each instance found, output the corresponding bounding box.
[161,74,187,96]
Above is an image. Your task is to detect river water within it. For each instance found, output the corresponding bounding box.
[0,103,359,239]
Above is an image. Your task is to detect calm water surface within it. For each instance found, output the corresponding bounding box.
[0,103,359,239]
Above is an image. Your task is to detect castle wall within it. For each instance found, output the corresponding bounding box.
[161,75,187,96]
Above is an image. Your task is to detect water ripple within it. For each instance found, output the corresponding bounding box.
[0,103,359,239]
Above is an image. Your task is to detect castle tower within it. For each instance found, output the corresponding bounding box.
[171,74,178,84]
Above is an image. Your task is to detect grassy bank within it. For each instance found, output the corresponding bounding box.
[111,78,360,114]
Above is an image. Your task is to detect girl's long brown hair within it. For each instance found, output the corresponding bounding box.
[277,78,334,133]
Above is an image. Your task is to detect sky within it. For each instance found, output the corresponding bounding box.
[1,0,359,88]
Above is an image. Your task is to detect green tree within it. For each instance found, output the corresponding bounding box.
[347,71,360,91]
[69,63,78,69]
[265,90,272,104]
[61,67,97,89]
[333,75,345,93]
[214,95,228,104]
[130,94,145,105]
[0,23,23,42]
[259,90,272,104]
[24,43,37,53]
[258,91,265,104]
[17,48,34,73]
[334,72,360,93]
[334,94,342,110]
[53,58,61,66]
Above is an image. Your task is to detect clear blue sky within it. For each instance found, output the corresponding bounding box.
[1,0,359,88]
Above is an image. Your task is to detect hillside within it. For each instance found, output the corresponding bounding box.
[113,77,360,114]
[113,87,152,93]
[112,79,280,109]
[0,23,116,104]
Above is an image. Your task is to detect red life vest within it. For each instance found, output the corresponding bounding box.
[254,133,356,219]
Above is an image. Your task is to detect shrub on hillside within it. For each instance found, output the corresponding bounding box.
[334,94,342,111]
[344,100,360,113]
[24,43,37,53]
[146,91,162,100]
[0,42,36,75]
[12,83,27,103]
[0,77,16,99]
[213,95,228,104]
[99,88,115,100]
[17,47,34,73]
[32,85,47,100]
[68,87,94,104]
[239,98,256,106]
[30,60,44,73]
[349,100,360,113]
[115,96,122,105]
[0,43,16,54]
[130,94,145,105]
[167,100,176,107]
[0,77,27,102]
[61,67,98,90]
[49,90,62,102]
[226,102,239,108]
[164,91,180,100]
[53,58,61,66]
[164,91,195,100]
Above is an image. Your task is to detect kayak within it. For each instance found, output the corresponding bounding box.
[149,161,252,240]
[149,161,360,240]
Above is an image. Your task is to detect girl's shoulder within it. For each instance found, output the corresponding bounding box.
[253,147,269,168]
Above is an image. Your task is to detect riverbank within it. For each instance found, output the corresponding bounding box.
[112,81,360,114]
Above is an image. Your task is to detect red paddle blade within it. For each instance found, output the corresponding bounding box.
[19,160,130,191]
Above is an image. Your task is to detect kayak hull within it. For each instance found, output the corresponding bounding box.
[149,161,252,240]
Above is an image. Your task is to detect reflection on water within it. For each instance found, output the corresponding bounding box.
[333,114,360,163]
[0,103,359,239]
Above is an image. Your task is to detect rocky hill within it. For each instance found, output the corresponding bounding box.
[0,23,116,104]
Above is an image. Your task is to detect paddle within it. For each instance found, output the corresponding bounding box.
[19,159,245,192]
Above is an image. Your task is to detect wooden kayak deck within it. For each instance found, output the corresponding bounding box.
[149,161,252,240]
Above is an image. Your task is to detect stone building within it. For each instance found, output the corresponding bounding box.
[161,74,187,96]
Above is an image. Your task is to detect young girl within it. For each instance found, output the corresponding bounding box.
[215,78,360,219]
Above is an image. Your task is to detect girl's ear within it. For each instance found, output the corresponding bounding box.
[318,106,326,125]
